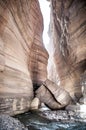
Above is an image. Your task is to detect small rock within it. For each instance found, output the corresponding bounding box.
[30,97,40,110]
[66,104,80,112]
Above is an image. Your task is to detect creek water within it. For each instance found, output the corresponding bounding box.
[15,110,86,130]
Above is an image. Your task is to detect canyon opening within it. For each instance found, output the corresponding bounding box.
[0,0,86,130]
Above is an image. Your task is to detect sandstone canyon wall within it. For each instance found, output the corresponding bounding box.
[0,0,48,115]
[0,0,86,115]
[48,0,86,101]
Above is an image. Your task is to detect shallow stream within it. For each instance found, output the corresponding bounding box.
[15,110,86,130]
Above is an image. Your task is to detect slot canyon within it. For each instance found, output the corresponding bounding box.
[0,0,86,129]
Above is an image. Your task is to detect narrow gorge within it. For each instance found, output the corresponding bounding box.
[0,0,86,119]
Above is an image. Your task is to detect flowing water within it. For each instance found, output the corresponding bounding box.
[15,110,86,130]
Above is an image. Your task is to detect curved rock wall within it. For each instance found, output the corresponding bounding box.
[49,0,86,100]
[0,0,48,115]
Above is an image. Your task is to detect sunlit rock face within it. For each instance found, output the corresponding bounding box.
[0,0,48,115]
[49,0,86,100]
[47,10,59,85]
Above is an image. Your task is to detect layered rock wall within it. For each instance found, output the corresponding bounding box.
[49,0,86,100]
[0,0,48,115]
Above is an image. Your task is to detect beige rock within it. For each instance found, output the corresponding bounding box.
[0,0,48,115]
[47,0,86,101]
[66,104,80,112]
[30,97,40,110]
[36,79,72,110]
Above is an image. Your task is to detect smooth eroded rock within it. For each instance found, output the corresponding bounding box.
[0,0,48,115]
[48,0,86,101]
[36,79,72,110]
[30,97,40,110]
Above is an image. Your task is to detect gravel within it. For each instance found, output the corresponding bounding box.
[0,114,28,130]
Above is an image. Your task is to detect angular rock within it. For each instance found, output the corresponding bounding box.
[43,79,72,105]
[36,79,72,110]
[30,97,40,110]
[36,84,61,109]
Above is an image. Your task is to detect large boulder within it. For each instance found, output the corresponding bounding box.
[36,79,72,110]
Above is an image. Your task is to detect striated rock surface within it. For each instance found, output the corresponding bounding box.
[0,0,85,115]
[0,0,48,115]
[36,79,72,110]
[48,0,86,100]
